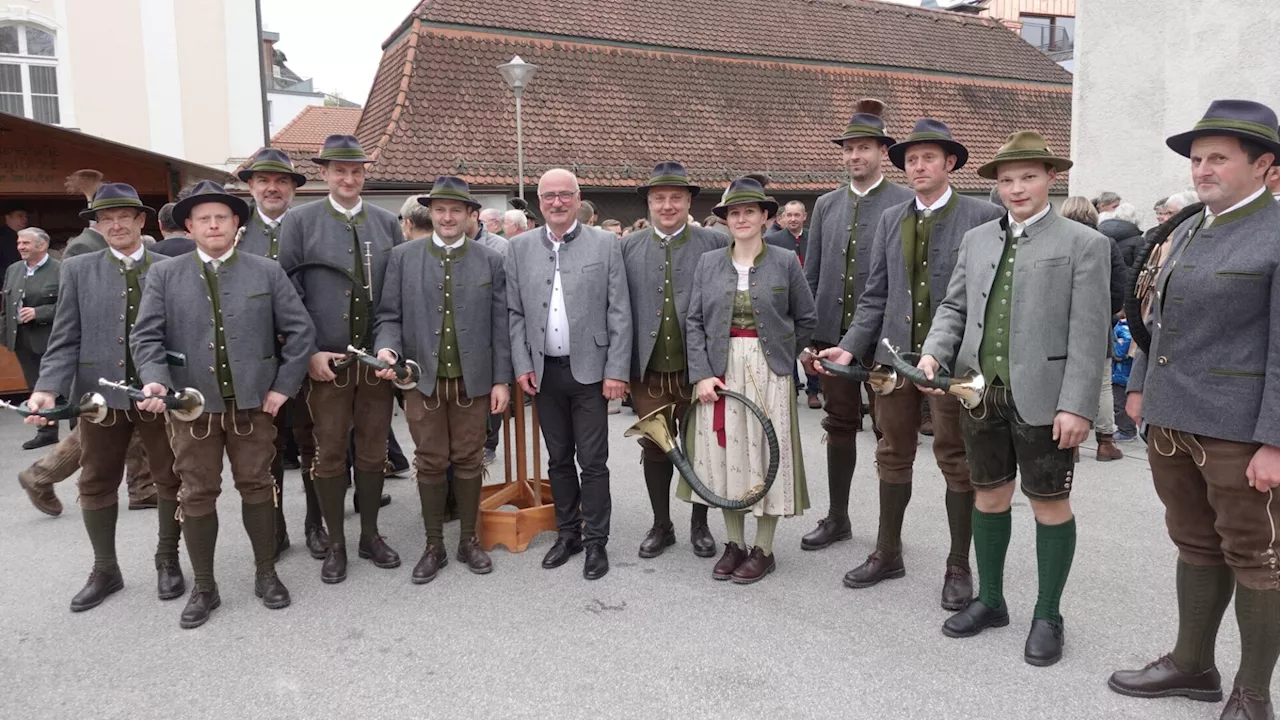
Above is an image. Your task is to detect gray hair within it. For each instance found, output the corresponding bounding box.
[1095,191,1122,207]
[479,207,503,223]
[399,195,432,231]
[1098,202,1141,226]
[503,209,528,231]
[1164,190,1199,212]
[17,227,50,246]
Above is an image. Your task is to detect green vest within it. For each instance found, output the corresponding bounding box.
[647,227,690,373]
[902,191,958,353]
[840,180,888,332]
[731,289,756,330]
[113,253,150,387]
[326,202,371,349]
[200,255,236,399]
[428,238,466,379]
[979,225,1018,388]
[266,220,281,260]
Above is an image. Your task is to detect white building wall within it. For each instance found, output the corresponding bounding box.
[267,90,323,137]
[1071,0,1280,225]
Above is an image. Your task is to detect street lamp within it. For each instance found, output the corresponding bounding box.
[498,55,538,201]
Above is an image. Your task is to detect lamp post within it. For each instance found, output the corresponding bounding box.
[498,55,538,201]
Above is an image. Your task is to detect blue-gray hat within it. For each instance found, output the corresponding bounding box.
[712,176,779,219]
[888,118,969,171]
[1166,99,1280,165]
[831,98,895,147]
[417,176,481,210]
[172,180,249,228]
[311,134,374,164]
[637,161,701,197]
[78,183,154,221]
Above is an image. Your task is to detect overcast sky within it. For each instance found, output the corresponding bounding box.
[260,0,420,104]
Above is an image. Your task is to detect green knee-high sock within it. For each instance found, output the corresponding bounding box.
[353,470,385,540]
[301,470,323,529]
[417,480,448,545]
[722,509,746,547]
[642,458,674,529]
[182,511,219,589]
[454,474,483,541]
[826,434,856,520]
[874,481,912,557]
[973,507,1012,609]
[83,505,120,572]
[313,475,348,548]
[155,498,182,565]
[1234,584,1280,699]
[754,515,779,555]
[1033,518,1077,622]
[945,490,974,569]
[1170,561,1235,673]
[691,499,709,528]
[241,502,277,575]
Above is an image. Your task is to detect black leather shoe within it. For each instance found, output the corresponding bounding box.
[70,568,124,612]
[457,537,493,575]
[800,516,852,551]
[842,551,905,589]
[282,456,301,471]
[690,523,716,558]
[942,598,1010,638]
[1024,618,1065,666]
[254,571,291,609]
[179,585,221,629]
[941,565,974,611]
[156,559,185,601]
[583,545,609,580]
[638,524,675,559]
[128,494,158,510]
[305,524,329,560]
[541,537,583,569]
[358,535,401,569]
[353,493,392,513]
[274,530,291,560]
[321,546,348,584]
[1221,685,1275,720]
[412,544,448,584]
[1107,654,1223,702]
[22,432,58,451]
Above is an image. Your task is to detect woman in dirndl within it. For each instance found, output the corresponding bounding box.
[679,176,817,584]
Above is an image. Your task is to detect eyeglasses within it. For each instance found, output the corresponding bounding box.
[539,191,578,204]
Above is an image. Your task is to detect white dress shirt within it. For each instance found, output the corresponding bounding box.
[23,253,49,277]
[328,195,363,219]
[1202,185,1267,229]
[656,224,687,243]
[258,207,285,229]
[849,175,885,198]
[196,247,235,268]
[109,246,146,268]
[432,232,465,252]
[544,222,578,357]
[1008,202,1053,239]
[915,186,953,215]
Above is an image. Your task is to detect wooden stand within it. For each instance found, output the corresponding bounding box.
[478,385,557,552]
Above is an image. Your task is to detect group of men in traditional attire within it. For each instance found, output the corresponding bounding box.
[15,95,1280,720]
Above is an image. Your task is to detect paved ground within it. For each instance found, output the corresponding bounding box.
[0,402,1258,720]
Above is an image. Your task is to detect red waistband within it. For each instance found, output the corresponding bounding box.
[729,327,759,338]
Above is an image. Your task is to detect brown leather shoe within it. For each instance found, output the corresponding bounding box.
[807,394,822,409]
[305,523,329,560]
[800,515,852,551]
[70,568,124,612]
[156,559,185,600]
[941,565,974,610]
[919,419,935,436]
[843,551,905,589]
[321,545,348,584]
[358,535,401,569]
[412,543,448,584]
[18,469,61,517]
[731,547,777,584]
[1107,654,1223,702]
[712,542,748,581]
[1220,686,1274,720]
[690,522,717,558]
[638,524,676,559]
[179,585,221,629]
[254,571,291,609]
[128,494,158,510]
[457,537,493,575]
[1096,433,1124,462]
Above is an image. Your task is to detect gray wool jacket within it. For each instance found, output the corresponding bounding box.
[686,243,816,383]
[840,192,1005,364]
[1129,193,1280,445]
[277,198,404,354]
[620,224,728,379]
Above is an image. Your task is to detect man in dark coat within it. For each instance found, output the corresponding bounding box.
[3,227,61,448]
[1098,203,1144,269]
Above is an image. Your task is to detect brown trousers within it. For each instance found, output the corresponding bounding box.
[168,401,277,518]
[77,409,177,511]
[629,371,693,464]
[875,383,970,491]
[1149,426,1280,591]
[25,425,155,502]
[404,378,490,480]
[305,363,394,478]
[814,341,869,436]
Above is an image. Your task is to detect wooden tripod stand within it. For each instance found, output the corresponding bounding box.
[478,385,557,552]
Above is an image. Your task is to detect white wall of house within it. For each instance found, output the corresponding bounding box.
[0,0,264,169]
[267,89,324,137]
[1071,0,1280,226]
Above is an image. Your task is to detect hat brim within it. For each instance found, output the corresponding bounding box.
[889,138,970,171]
[1166,129,1280,166]
[172,193,250,229]
[79,203,156,222]
[637,183,701,198]
[975,155,1073,181]
[417,194,482,211]
[830,133,896,147]
[311,156,375,165]
[236,168,308,188]
[712,198,779,220]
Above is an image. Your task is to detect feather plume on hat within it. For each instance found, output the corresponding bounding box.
[65,169,104,203]
[853,98,886,118]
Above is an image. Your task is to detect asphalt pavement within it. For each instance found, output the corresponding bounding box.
[0,403,1260,720]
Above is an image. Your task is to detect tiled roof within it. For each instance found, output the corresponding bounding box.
[352,27,1072,192]
[251,106,364,182]
[412,0,1073,85]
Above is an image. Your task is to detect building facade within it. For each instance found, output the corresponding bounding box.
[0,0,263,169]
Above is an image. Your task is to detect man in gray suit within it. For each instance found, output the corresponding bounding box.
[133,180,314,629]
[800,99,915,552]
[4,227,61,448]
[1109,100,1280,720]
[26,183,184,614]
[507,168,632,580]
[62,218,106,259]
[821,119,1004,609]
[916,131,1110,667]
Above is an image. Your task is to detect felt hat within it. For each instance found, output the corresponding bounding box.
[237,148,307,186]
[831,98,895,147]
[712,176,780,219]
[78,183,155,221]
[417,176,481,210]
[172,180,250,228]
[888,118,970,171]
[311,134,374,164]
[976,130,1073,180]
[1165,99,1280,166]
[637,161,701,197]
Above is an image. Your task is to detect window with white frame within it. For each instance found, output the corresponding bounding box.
[0,23,59,124]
